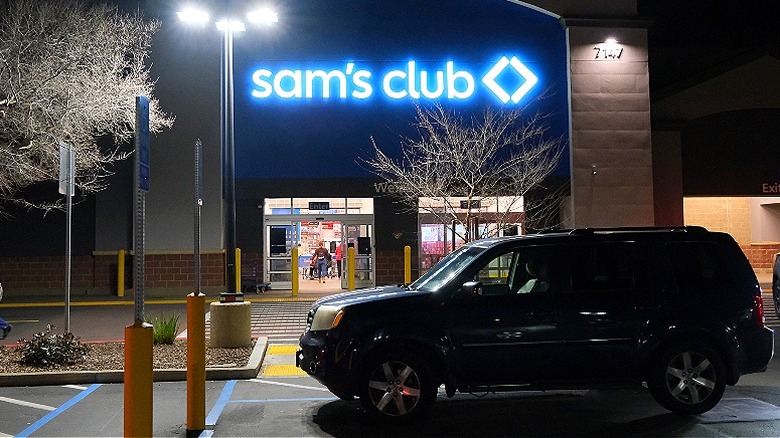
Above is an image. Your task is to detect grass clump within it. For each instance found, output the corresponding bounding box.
[146,313,180,345]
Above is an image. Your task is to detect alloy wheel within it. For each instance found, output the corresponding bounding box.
[663,350,716,405]
[366,360,422,416]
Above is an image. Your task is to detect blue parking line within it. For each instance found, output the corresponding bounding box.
[15,384,102,438]
[205,380,237,427]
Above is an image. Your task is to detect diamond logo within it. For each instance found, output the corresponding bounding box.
[481,56,538,104]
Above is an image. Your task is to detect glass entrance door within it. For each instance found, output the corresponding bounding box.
[265,220,298,289]
[341,220,374,289]
[263,213,375,291]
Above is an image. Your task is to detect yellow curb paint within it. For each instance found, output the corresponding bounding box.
[267,345,299,355]
[262,363,307,376]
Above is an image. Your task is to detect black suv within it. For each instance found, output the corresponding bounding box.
[297,227,774,422]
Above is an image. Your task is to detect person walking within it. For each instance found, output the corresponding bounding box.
[0,283,11,340]
[312,241,332,284]
[335,242,344,278]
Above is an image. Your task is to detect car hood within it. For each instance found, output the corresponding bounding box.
[312,284,428,308]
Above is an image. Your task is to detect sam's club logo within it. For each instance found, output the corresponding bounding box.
[250,56,538,104]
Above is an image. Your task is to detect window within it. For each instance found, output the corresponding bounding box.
[569,243,645,292]
[665,242,732,295]
[474,252,515,295]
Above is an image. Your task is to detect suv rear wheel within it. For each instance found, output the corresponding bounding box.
[648,343,726,415]
[358,348,437,423]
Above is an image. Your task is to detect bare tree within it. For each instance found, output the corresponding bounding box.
[367,103,566,243]
[0,0,173,213]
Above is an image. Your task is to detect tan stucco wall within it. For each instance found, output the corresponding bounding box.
[567,26,654,227]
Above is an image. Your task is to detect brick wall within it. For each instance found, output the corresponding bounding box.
[0,251,226,296]
[375,249,419,285]
[0,256,94,289]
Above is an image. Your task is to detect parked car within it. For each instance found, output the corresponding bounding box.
[773,252,780,318]
[297,227,774,422]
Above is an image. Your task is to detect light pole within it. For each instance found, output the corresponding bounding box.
[178,6,277,293]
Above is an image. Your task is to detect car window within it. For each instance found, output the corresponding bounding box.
[411,245,486,292]
[473,251,515,295]
[468,245,562,296]
[665,241,733,295]
[568,242,644,292]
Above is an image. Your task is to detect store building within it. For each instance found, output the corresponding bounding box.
[4,0,776,295]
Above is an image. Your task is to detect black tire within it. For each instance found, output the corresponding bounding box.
[358,347,437,423]
[648,343,726,415]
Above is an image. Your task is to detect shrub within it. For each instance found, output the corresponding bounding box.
[146,313,180,345]
[19,325,89,367]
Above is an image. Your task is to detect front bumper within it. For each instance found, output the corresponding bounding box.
[297,331,357,397]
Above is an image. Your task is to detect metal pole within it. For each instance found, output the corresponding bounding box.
[222,27,237,293]
[64,144,73,333]
[195,139,203,295]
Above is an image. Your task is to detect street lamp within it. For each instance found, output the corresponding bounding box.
[178,6,278,293]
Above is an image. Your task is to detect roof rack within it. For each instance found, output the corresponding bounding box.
[567,226,708,235]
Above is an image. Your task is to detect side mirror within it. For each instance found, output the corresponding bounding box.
[462,281,483,297]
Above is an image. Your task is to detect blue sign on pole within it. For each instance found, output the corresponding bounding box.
[136,95,150,192]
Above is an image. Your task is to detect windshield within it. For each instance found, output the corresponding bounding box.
[411,245,487,292]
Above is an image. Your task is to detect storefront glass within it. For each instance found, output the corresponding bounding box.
[419,196,524,273]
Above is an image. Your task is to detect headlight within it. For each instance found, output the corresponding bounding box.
[310,305,345,331]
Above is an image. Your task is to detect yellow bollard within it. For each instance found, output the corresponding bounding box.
[291,246,299,297]
[404,245,411,284]
[235,248,242,293]
[117,249,125,298]
[124,322,154,438]
[187,293,206,433]
[348,246,356,291]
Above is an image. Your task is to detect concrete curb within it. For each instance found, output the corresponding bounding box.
[0,336,269,387]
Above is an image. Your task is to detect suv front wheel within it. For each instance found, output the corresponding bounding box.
[358,347,438,423]
[648,343,726,415]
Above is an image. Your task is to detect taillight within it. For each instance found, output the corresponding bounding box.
[753,293,766,327]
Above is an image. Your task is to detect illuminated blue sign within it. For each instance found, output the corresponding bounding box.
[232,0,571,181]
[250,56,538,104]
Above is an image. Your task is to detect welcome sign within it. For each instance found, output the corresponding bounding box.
[233,0,570,180]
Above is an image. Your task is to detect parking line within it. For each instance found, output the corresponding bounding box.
[205,380,236,428]
[0,396,55,411]
[14,384,101,438]
[249,378,332,392]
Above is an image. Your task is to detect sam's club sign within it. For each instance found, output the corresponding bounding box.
[250,56,539,104]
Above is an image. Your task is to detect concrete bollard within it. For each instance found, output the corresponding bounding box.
[209,301,252,348]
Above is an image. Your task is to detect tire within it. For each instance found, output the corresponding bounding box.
[358,348,438,423]
[648,343,726,415]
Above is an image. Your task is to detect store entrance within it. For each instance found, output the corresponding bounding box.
[263,205,374,295]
